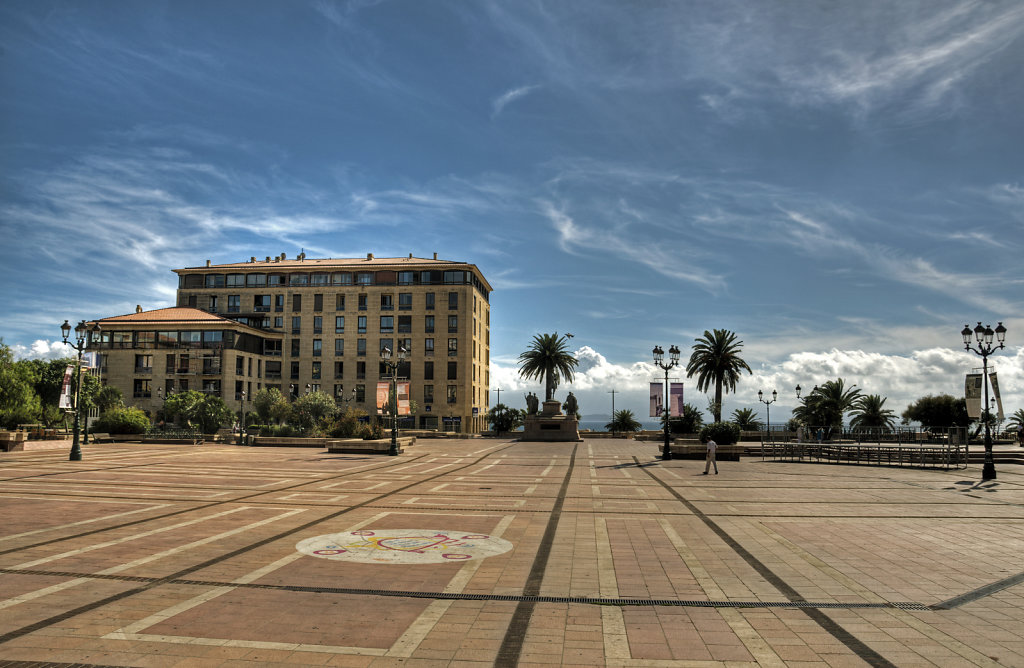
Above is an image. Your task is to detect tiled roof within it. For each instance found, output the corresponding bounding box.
[90,307,282,337]
[176,256,469,271]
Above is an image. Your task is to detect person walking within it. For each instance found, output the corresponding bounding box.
[703,436,718,475]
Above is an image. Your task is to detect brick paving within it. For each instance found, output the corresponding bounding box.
[1,438,1022,667]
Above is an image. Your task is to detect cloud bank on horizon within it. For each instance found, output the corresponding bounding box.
[1,0,1022,420]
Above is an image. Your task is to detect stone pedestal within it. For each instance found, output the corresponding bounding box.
[520,400,582,442]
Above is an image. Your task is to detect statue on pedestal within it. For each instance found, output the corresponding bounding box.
[563,392,578,416]
[525,392,539,415]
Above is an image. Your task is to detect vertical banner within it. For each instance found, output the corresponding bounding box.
[990,372,1004,421]
[965,373,983,419]
[376,381,390,414]
[669,383,684,417]
[58,364,74,409]
[82,352,97,369]
[649,382,663,417]
[397,381,411,416]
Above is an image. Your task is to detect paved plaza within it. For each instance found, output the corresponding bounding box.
[1,438,1023,667]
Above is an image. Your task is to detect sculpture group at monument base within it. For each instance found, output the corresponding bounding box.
[520,399,582,442]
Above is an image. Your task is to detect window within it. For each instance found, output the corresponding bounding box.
[313,316,322,333]
[136,331,155,348]
[358,294,367,310]
[313,294,323,311]
[448,315,458,333]
[357,361,366,379]
[246,273,267,287]
[424,361,434,380]
[448,291,458,309]
[379,338,393,354]
[423,385,434,403]
[357,273,373,285]
[275,294,284,312]
[312,273,329,286]
[425,316,435,333]
[291,339,300,357]
[425,292,435,310]
[290,274,309,285]
[176,353,190,374]
[228,295,240,313]
[266,361,281,379]
[157,331,177,346]
[398,316,412,334]
[274,316,283,328]
[205,274,225,288]
[358,316,367,334]
[448,338,458,356]
[310,383,321,393]
[424,338,434,356]
[380,294,394,310]
[236,355,245,374]
[254,295,271,312]
[292,316,301,333]
[312,362,321,380]
[226,273,244,287]
[398,271,414,285]
[292,294,302,311]
[334,383,345,397]
[444,271,464,284]
[165,353,175,372]
[398,293,413,310]
[133,379,151,398]
[290,361,299,379]
[356,385,366,402]
[312,339,322,356]
[209,295,219,313]
[335,316,345,333]
[447,385,457,403]
[357,339,366,356]
[448,361,457,380]
[268,274,285,286]
[336,294,345,310]
[334,362,343,379]
[135,354,153,372]
[335,338,344,355]
[332,272,352,285]
[400,338,412,353]
[379,316,394,333]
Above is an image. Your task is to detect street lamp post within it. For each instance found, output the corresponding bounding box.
[239,390,248,445]
[757,389,778,444]
[380,345,408,456]
[652,345,680,461]
[60,319,100,462]
[962,322,1007,481]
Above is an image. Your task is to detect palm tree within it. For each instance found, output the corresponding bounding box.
[731,407,762,431]
[517,332,578,402]
[1008,408,1024,429]
[793,379,861,429]
[606,409,642,434]
[685,329,752,422]
[849,394,896,430]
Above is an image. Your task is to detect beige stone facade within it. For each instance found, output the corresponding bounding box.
[169,253,492,432]
[87,307,284,419]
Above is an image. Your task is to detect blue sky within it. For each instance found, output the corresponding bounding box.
[2,1,1022,424]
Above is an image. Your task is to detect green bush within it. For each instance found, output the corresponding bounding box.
[260,424,297,437]
[93,407,150,435]
[361,422,384,440]
[698,421,741,445]
[329,407,368,438]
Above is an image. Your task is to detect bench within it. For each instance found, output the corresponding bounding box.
[0,431,28,452]
[89,432,113,443]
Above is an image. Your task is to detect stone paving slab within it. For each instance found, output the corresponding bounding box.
[1,438,1022,667]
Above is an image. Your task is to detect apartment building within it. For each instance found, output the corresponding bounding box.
[172,253,492,433]
[86,306,284,417]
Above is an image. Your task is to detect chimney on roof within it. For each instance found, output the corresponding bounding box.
[367,253,374,260]
[136,305,143,313]
[408,253,413,259]
[250,257,256,263]
[266,256,271,262]
[206,260,211,267]
[299,252,305,261]
[433,252,438,260]
[273,256,280,263]
[281,252,286,260]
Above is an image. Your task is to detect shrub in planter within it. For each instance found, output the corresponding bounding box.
[698,421,741,445]
[93,407,150,435]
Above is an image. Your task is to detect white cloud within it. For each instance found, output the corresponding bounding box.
[491,84,541,118]
[11,340,70,360]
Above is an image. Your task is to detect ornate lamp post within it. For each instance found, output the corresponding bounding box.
[962,322,1007,481]
[380,345,408,456]
[758,389,777,444]
[652,345,680,461]
[60,319,100,461]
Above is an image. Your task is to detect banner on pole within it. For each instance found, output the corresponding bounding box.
[58,364,74,409]
[376,381,389,414]
[669,383,684,417]
[990,372,1004,421]
[649,382,663,417]
[965,373,983,419]
[397,381,411,416]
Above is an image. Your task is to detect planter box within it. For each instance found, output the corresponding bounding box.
[0,431,28,452]
[669,444,745,461]
[326,437,415,454]
[250,436,328,447]
[141,437,204,445]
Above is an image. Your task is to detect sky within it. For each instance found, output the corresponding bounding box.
[2,0,1023,426]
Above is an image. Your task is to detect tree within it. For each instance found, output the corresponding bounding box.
[731,407,762,431]
[606,409,642,433]
[517,333,578,402]
[0,341,41,428]
[1008,409,1024,430]
[850,394,896,430]
[685,329,752,423]
[163,390,232,433]
[94,385,125,413]
[901,394,969,428]
[668,403,704,434]
[487,403,526,434]
[290,391,337,434]
[792,379,861,428]
[253,387,290,424]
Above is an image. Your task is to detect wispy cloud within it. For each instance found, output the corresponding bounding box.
[491,84,541,118]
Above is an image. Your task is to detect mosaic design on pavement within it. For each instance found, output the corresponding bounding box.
[296,529,514,564]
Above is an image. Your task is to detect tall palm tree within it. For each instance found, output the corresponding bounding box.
[1008,408,1024,429]
[517,332,578,402]
[731,407,762,430]
[793,378,861,428]
[606,409,642,434]
[685,329,752,422]
[849,394,896,430]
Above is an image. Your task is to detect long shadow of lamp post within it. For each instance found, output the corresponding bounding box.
[962,322,1007,481]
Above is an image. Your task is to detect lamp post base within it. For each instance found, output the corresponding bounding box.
[982,461,996,480]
